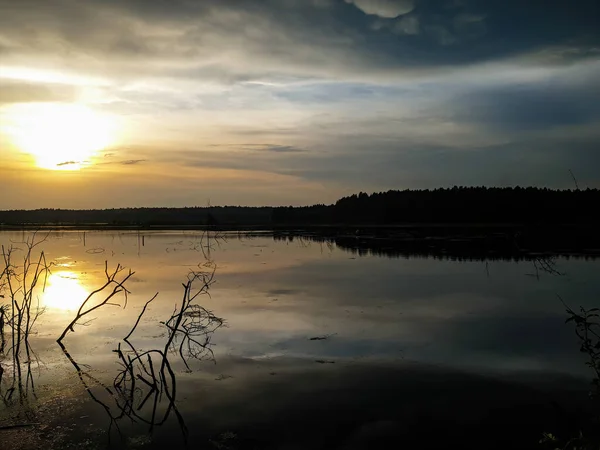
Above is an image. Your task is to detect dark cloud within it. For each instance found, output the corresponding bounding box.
[451,73,600,131]
[265,288,304,296]
[345,0,415,18]
[152,148,305,174]
[96,156,147,166]
[1,0,598,82]
[248,144,306,153]
[254,135,600,191]
[124,112,600,194]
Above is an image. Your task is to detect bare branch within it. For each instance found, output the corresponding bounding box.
[57,262,134,343]
[124,293,159,342]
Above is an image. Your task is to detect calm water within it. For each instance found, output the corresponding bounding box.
[0,230,599,449]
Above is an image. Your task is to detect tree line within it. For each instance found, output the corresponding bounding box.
[272,187,600,225]
[1,187,599,227]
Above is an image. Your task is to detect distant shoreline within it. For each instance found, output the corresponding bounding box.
[3,187,599,256]
[2,187,599,230]
[2,223,599,258]
[0,221,594,230]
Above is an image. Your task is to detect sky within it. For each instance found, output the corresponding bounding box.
[0,0,599,209]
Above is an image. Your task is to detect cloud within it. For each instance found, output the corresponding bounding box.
[1,0,598,87]
[249,144,306,153]
[393,15,419,35]
[119,159,146,165]
[425,24,457,46]
[345,0,415,18]
[451,63,600,131]
[0,80,76,104]
[452,13,486,35]
[205,143,307,154]
[1,0,600,207]
[94,156,148,167]
[456,87,600,131]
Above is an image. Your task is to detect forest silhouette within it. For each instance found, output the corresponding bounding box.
[1,187,598,227]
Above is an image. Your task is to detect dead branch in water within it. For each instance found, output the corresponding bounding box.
[0,233,51,404]
[161,269,224,371]
[561,297,600,394]
[532,255,563,279]
[55,266,222,445]
[123,292,158,342]
[57,262,133,343]
[110,269,223,440]
[0,231,221,443]
[0,305,6,354]
[57,340,122,439]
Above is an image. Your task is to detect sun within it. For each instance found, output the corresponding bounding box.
[6,103,116,170]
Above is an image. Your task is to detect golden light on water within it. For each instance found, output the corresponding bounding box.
[42,271,88,311]
[5,103,116,170]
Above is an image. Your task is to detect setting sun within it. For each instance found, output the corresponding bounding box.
[5,103,116,170]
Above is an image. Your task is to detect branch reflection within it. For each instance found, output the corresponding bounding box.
[57,267,224,445]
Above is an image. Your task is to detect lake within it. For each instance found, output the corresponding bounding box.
[1,230,599,449]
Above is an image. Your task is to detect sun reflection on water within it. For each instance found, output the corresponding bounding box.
[42,271,88,311]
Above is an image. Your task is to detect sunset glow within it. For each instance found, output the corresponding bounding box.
[0,0,598,209]
[42,271,89,311]
[5,103,116,170]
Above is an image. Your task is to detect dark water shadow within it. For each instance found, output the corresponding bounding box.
[271,232,600,261]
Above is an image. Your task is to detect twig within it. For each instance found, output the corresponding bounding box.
[569,169,580,191]
[57,262,133,343]
[123,293,158,342]
[0,423,40,430]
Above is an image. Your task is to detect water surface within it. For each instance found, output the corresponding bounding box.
[0,230,598,449]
